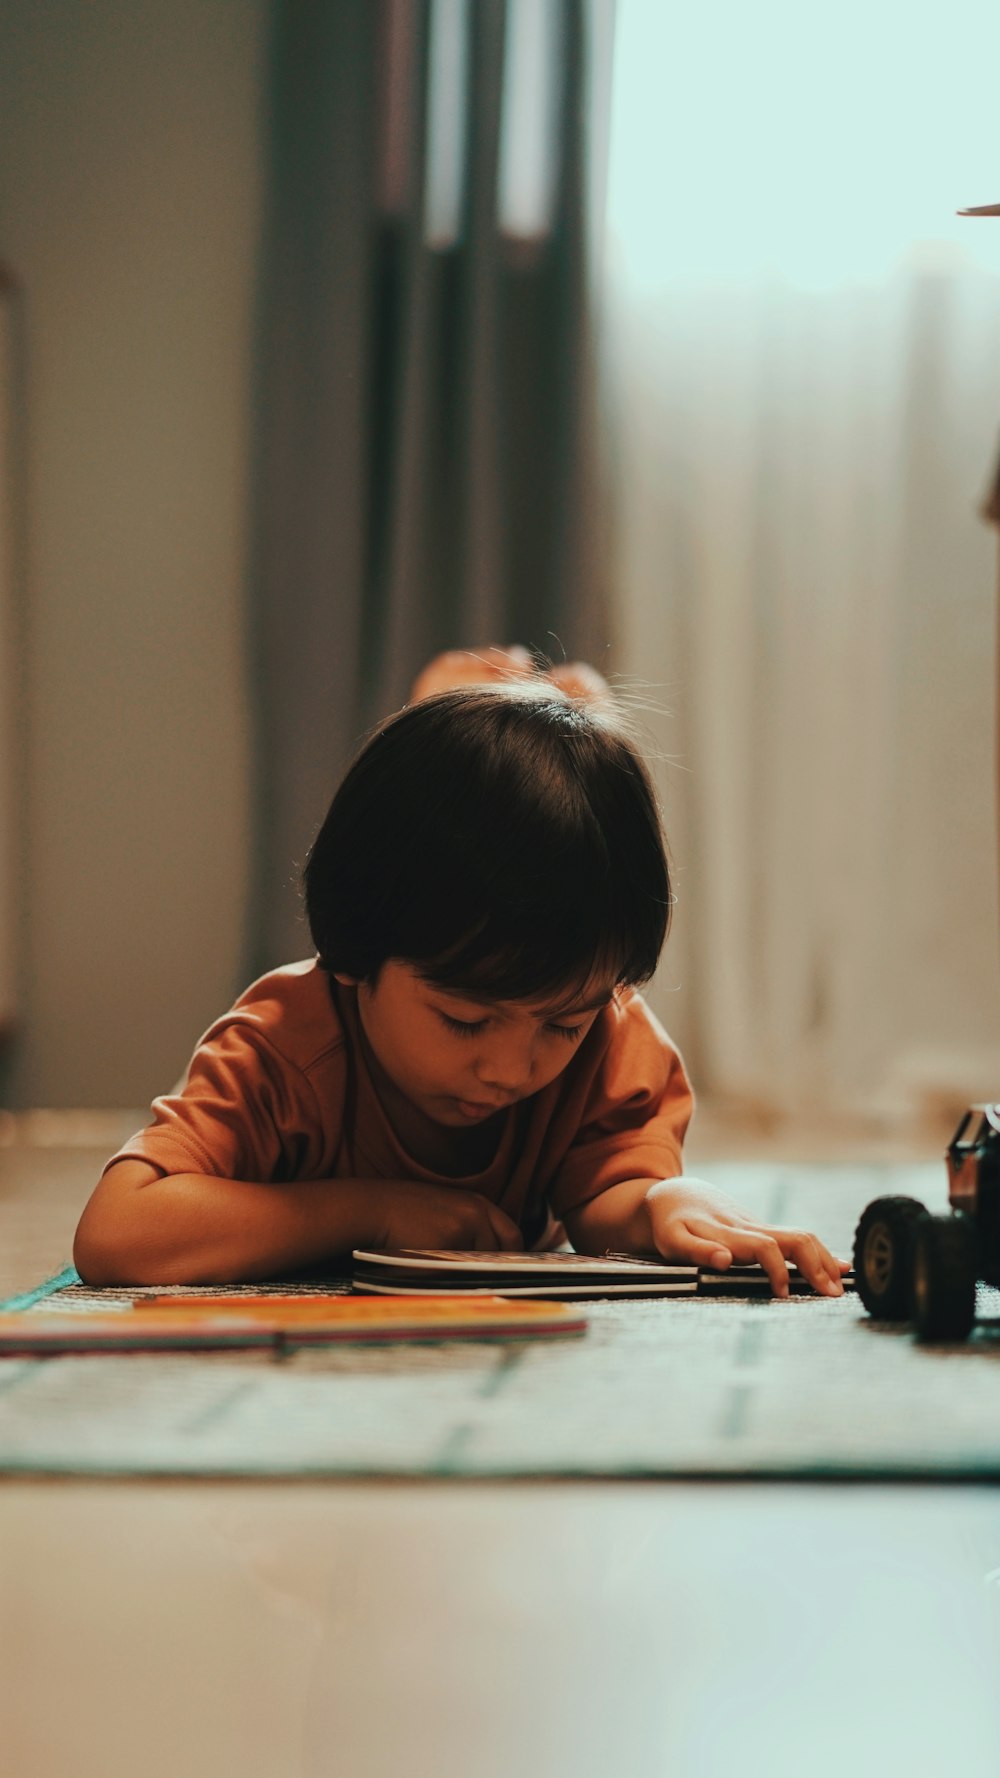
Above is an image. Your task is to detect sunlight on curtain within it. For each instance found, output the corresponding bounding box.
[497,0,561,239]
[424,0,470,245]
[602,0,1000,1127]
[608,0,1000,292]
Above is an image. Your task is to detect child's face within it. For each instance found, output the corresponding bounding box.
[338,960,613,1131]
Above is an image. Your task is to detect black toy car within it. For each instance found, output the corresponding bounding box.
[853,1104,1000,1341]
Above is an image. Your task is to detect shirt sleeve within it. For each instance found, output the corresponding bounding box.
[546,995,695,1218]
[102,1017,336,1184]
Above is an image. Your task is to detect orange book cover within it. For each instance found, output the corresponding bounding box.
[0,1294,587,1354]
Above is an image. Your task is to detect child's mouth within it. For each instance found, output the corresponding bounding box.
[451,1097,509,1120]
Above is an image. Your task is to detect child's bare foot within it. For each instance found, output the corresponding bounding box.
[409,646,534,702]
[410,647,610,705]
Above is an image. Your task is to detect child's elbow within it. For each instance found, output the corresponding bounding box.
[73,1159,166,1286]
[73,1209,170,1288]
[73,1199,128,1286]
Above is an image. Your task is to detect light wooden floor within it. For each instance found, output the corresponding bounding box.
[2,1114,1000,1778]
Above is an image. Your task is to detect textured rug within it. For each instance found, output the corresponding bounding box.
[3,1161,999,1479]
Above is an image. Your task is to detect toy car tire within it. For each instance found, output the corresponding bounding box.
[911,1213,977,1343]
[852,1196,925,1319]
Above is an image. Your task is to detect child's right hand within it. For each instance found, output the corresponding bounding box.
[73,1163,523,1285]
[363,1179,524,1253]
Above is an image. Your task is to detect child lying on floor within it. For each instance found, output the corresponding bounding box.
[74,649,847,1294]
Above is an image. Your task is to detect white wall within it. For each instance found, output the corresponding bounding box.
[0,284,19,1041]
[0,1,267,1105]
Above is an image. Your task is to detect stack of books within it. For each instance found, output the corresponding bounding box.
[351,1249,852,1300]
[352,1249,697,1298]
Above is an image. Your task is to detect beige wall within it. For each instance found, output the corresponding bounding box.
[0,1,267,1106]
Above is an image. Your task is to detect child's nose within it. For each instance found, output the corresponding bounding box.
[475,1036,535,1096]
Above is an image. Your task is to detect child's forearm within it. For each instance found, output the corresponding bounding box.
[74,1170,408,1287]
[563,1177,662,1255]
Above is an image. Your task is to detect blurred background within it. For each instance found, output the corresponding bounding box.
[0,0,999,1141]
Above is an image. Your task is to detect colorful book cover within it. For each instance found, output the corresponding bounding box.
[0,1293,587,1354]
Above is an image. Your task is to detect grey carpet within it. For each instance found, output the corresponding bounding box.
[3,1161,997,1478]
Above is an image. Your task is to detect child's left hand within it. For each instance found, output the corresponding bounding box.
[645,1176,849,1298]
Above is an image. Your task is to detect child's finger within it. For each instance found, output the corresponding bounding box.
[484,1202,524,1251]
[766,1227,845,1296]
[687,1219,792,1297]
[657,1223,733,1268]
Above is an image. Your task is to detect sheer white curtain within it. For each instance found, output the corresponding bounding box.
[601,0,1000,1125]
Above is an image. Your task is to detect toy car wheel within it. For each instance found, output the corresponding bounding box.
[911,1213,977,1343]
[852,1196,925,1319]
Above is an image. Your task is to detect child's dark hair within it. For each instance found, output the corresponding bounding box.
[303,683,671,1004]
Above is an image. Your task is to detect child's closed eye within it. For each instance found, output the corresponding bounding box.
[440,1013,489,1038]
[438,1011,585,1043]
